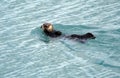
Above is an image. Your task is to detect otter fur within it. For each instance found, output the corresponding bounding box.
[41,23,62,37]
[41,23,96,41]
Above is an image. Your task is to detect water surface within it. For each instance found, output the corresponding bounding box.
[0,0,120,78]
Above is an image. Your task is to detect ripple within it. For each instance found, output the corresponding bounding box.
[0,0,120,78]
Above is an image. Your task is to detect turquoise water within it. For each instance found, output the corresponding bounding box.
[0,0,120,78]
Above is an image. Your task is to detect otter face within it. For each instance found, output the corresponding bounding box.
[41,23,54,32]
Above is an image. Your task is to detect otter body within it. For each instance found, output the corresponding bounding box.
[43,29,62,37]
[41,23,96,41]
[66,33,95,40]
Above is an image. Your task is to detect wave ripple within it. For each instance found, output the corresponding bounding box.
[0,0,120,78]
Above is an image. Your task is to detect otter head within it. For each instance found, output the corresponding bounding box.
[41,23,54,32]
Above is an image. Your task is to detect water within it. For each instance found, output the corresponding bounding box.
[0,0,120,78]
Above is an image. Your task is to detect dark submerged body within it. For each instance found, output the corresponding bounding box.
[44,30,62,37]
[43,29,96,40]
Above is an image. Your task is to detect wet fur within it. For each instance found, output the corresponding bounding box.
[41,23,96,41]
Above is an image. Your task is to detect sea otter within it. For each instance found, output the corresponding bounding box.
[41,23,62,37]
[40,23,96,41]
